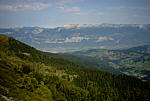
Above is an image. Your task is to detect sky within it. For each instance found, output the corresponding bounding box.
[0,0,150,28]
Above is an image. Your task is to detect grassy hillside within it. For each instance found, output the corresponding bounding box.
[72,46,150,82]
[0,34,150,101]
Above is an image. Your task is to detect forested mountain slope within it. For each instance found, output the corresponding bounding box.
[0,34,150,101]
[43,52,119,73]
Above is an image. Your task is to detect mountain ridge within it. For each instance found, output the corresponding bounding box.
[0,24,150,53]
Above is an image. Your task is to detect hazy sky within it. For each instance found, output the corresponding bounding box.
[0,0,150,28]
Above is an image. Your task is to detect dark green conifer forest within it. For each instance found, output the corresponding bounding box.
[0,35,150,101]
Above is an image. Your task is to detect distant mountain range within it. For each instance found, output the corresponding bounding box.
[0,24,150,53]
